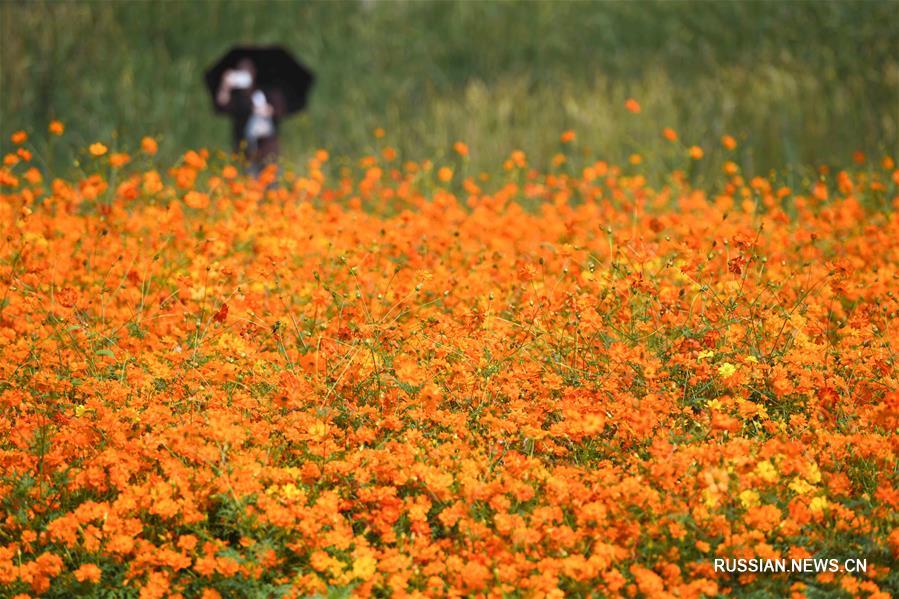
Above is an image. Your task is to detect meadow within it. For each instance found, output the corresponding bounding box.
[1,116,898,597]
[2,0,898,179]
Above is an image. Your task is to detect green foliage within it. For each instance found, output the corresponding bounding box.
[2,0,898,178]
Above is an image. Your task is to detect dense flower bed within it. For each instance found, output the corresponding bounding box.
[1,129,897,598]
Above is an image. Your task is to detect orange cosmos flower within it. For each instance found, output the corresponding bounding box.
[689,145,704,160]
[0,168,18,187]
[183,150,207,169]
[74,563,102,583]
[663,127,678,142]
[109,153,131,168]
[560,130,576,143]
[184,190,210,209]
[10,130,27,144]
[625,98,641,113]
[453,141,469,157]
[89,142,108,156]
[24,167,42,184]
[721,135,737,150]
[48,120,64,135]
[141,136,158,155]
[438,166,453,182]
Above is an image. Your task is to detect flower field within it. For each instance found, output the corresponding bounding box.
[1,127,898,598]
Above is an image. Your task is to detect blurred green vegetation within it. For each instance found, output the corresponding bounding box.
[2,0,898,178]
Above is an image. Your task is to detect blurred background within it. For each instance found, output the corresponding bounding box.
[2,0,898,178]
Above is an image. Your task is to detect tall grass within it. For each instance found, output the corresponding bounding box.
[2,0,898,178]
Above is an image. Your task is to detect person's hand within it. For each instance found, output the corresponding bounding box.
[216,69,237,106]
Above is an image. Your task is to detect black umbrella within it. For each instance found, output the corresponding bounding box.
[204,45,315,116]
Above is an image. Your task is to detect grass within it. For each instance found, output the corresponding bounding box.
[2,0,898,180]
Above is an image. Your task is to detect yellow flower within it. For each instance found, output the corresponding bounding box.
[281,483,303,501]
[308,420,328,441]
[89,142,108,157]
[806,462,822,484]
[809,496,829,516]
[697,350,715,361]
[352,552,377,580]
[789,477,815,495]
[739,489,760,508]
[754,460,778,482]
[718,362,737,378]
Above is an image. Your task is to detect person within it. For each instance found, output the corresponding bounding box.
[215,58,286,176]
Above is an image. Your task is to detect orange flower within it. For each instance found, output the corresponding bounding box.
[560,130,576,143]
[24,167,42,184]
[109,153,131,168]
[721,135,737,150]
[11,130,27,144]
[0,126,896,599]
[0,169,17,188]
[460,561,490,591]
[625,98,641,113]
[183,150,207,170]
[453,141,469,157]
[373,127,385,139]
[552,152,567,167]
[89,142,108,156]
[663,127,678,142]
[141,136,158,155]
[689,145,704,159]
[48,120,64,135]
[184,190,210,209]
[74,563,102,583]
